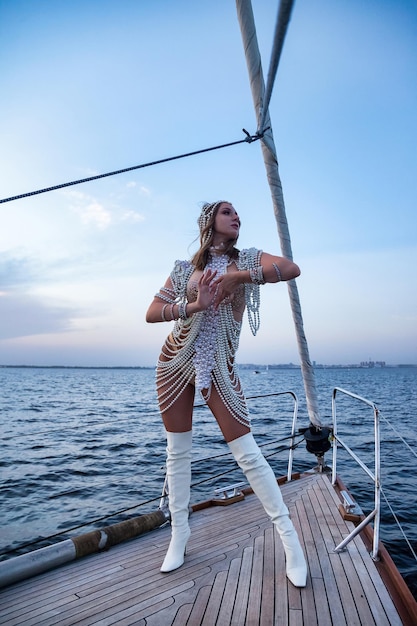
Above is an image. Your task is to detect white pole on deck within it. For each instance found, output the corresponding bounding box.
[236,0,322,427]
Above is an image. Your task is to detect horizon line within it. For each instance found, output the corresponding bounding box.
[1,363,416,370]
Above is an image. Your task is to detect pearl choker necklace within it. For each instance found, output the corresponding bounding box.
[209,243,227,254]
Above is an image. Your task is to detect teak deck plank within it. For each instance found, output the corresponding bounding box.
[0,473,407,625]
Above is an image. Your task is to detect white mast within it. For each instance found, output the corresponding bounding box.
[236,0,322,427]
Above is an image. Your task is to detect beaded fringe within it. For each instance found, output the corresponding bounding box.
[155,249,262,427]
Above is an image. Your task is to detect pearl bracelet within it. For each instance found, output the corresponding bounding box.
[249,266,266,285]
[178,301,188,320]
[161,304,169,321]
[161,301,188,322]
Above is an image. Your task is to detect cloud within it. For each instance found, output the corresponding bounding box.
[65,190,111,229]
[65,189,145,229]
[120,209,145,223]
[80,201,112,229]
[0,292,77,340]
[69,198,112,230]
[0,254,39,289]
[0,252,81,341]
[0,251,84,290]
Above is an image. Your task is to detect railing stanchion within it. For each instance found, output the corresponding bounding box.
[331,387,381,559]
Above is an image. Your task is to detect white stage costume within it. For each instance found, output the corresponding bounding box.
[156,247,263,427]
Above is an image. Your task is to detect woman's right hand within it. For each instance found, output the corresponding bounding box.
[145,269,218,323]
[195,269,217,312]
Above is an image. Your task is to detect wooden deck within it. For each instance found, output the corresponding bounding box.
[0,473,413,625]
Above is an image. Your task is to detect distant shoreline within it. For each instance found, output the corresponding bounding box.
[1,363,416,370]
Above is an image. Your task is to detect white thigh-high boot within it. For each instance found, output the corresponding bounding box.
[228,433,307,587]
[160,430,193,573]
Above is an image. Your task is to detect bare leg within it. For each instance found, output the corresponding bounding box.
[205,385,250,442]
[160,383,195,433]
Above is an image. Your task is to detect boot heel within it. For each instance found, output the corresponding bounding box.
[160,527,191,573]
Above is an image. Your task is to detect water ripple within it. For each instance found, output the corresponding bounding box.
[0,365,416,600]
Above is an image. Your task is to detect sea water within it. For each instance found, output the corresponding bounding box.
[0,365,416,597]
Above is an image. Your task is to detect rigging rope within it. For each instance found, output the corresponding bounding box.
[381,487,417,562]
[380,413,417,459]
[0,130,262,204]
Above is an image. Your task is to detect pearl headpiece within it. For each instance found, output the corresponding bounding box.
[198,201,227,246]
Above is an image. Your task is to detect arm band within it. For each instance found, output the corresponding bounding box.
[272,262,282,282]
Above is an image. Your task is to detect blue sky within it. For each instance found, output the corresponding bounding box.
[0,0,416,367]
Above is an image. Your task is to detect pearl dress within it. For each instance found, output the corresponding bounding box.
[156,247,262,427]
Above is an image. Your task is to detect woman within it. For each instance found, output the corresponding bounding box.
[146,200,307,587]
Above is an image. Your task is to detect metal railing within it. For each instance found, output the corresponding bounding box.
[280,390,299,481]
[331,387,381,560]
[246,390,300,482]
